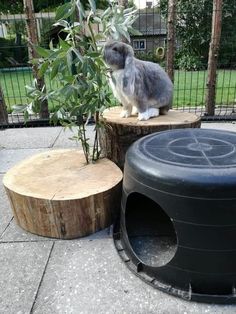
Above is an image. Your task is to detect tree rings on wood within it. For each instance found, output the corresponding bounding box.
[3,149,123,239]
[99,106,201,169]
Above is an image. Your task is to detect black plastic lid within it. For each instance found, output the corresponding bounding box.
[125,128,236,198]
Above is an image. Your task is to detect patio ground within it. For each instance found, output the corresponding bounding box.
[1,122,236,314]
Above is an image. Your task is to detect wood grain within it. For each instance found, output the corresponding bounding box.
[3,149,123,239]
[99,106,201,169]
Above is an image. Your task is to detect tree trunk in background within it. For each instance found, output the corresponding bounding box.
[118,0,129,43]
[205,0,223,116]
[0,86,8,125]
[118,0,128,8]
[23,0,49,119]
[166,0,176,88]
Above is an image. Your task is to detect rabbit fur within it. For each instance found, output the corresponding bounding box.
[104,41,173,120]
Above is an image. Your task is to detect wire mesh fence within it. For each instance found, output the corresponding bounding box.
[133,0,236,119]
[0,2,59,125]
[0,0,236,127]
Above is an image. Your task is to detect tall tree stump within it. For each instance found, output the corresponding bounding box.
[99,106,201,169]
[205,0,223,116]
[3,149,123,239]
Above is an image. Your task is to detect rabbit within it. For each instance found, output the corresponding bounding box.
[103,41,173,121]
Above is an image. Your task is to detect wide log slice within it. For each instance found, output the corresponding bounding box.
[99,106,201,169]
[3,149,123,239]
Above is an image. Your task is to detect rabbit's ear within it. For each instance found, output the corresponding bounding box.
[123,49,135,96]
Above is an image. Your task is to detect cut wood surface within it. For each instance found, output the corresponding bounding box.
[3,149,123,239]
[99,106,201,169]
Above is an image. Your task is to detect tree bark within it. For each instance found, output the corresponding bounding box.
[99,107,201,170]
[166,0,176,86]
[23,0,49,119]
[117,0,129,43]
[0,86,8,125]
[205,0,223,116]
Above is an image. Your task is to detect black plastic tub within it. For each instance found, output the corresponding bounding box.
[114,128,236,304]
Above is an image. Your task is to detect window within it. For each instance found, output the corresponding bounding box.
[133,39,146,51]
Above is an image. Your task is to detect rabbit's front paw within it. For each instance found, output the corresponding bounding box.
[138,111,150,121]
[120,109,131,118]
[148,108,159,118]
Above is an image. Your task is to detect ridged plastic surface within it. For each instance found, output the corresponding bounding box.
[114,128,236,303]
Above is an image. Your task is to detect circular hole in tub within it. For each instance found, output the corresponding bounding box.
[125,193,177,267]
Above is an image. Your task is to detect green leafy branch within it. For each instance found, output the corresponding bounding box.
[14,0,139,163]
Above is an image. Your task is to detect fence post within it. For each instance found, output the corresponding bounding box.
[23,0,49,119]
[205,0,223,116]
[0,86,8,125]
[166,0,176,85]
[118,0,128,7]
[118,0,129,43]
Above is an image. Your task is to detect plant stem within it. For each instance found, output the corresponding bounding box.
[92,126,98,162]
[82,120,90,163]
[79,123,89,164]
[87,16,97,51]
[92,110,100,162]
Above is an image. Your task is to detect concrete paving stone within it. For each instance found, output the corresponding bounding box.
[0,220,111,243]
[53,123,236,150]
[0,175,13,236]
[53,125,96,148]
[202,122,236,132]
[1,122,236,314]
[32,233,236,314]
[0,219,54,242]
[0,148,49,173]
[0,241,53,314]
[0,127,62,149]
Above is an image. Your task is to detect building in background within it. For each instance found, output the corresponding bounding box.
[134,0,159,9]
[131,9,167,56]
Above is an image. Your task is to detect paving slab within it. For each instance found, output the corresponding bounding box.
[53,125,96,148]
[0,219,54,243]
[0,148,49,173]
[202,122,236,131]
[0,127,62,149]
[0,223,111,244]
[0,241,53,314]
[32,231,235,314]
[0,175,13,236]
[1,122,236,314]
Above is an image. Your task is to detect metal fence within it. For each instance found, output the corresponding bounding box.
[0,0,236,127]
[0,2,58,126]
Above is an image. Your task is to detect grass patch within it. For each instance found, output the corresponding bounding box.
[1,68,236,112]
[174,69,236,108]
[0,68,58,113]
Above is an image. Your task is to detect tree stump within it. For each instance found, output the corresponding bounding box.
[99,106,201,169]
[3,149,123,239]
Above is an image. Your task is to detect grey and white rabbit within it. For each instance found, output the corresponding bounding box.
[104,41,173,121]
